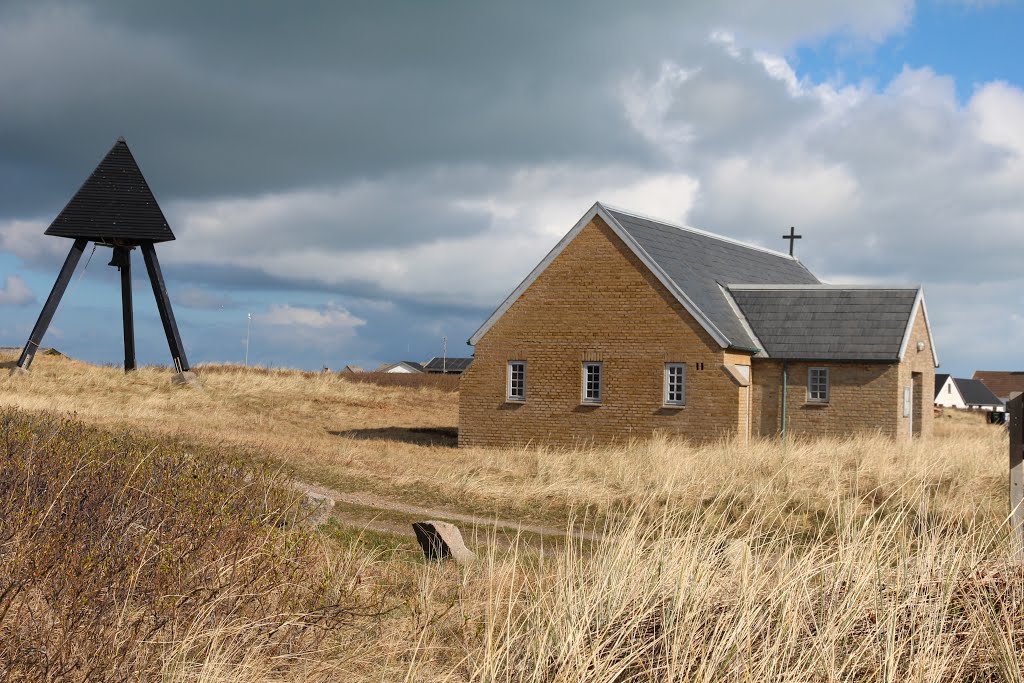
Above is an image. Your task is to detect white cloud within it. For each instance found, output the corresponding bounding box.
[614,38,1024,373]
[0,275,35,306]
[254,302,365,332]
[161,165,700,308]
[249,301,366,355]
[0,219,66,264]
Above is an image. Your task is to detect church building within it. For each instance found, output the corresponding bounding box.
[459,202,937,447]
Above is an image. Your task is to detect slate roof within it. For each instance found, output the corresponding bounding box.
[469,202,935,364]
[45,138,175,244]
[972,371,1024,401]
[727,286,920,361]
[423,357,473,373]
[935,373,951,399]
[953,378,1003,407]
[607,208,819,350]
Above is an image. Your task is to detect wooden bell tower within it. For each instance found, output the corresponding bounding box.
[12,138,194,381]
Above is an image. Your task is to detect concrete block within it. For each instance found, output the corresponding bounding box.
[8,366,29,378]
[171,371,200,387]
[304,491,335,527]
[412,520,476,565]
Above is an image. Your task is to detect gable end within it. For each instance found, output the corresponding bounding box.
[468,202,731,348]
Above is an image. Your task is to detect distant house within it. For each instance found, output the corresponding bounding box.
[934,374,966,409]
[423,357,473,375]
[377,361,425,374]
[459,202,938,448]
[935,374,1003,411]
[339,365,365,374]
[972,370,1024,403]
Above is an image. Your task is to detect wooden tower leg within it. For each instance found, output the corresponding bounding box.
[141,242,191,374]
[13,238,88,373]
[117,247,136,372]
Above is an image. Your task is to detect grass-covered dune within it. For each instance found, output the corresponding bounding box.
[0,354,1020,681]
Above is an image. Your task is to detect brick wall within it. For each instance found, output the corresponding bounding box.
[749,300,935,440]
[459,216,746,448]
[751,360,899,438]
[897,301,935,439]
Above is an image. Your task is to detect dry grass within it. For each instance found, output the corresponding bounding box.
[0,354,1017,681]
[339,370,461,392]
[1,353,1008,530]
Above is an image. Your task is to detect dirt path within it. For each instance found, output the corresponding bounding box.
[297,479,602,542]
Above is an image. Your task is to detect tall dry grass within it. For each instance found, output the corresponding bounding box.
[404,426,1020,682]
[438,495,1022,682]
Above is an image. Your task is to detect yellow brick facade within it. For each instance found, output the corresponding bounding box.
[459,218,935,447]
[459,216,745,448]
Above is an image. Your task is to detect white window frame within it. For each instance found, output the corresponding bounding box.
[582,362,603,404]
[664,363,686,406]
[808,367,829,403]
[506,361,526,402]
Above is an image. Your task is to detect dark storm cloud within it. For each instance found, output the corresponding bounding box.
[0,0,910,215]
[0,0,673,215]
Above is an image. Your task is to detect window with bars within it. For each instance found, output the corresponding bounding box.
[507,361,526,401]
[808,367,829,402]
[664,363,686,406]
[582,362,602,404]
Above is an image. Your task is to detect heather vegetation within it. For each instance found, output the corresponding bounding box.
[0,410,386,681]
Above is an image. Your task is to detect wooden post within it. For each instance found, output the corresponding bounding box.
[117,247,136,372]
[15,238,88,372]
[1009,391,1023,554]
[141,242,191,372]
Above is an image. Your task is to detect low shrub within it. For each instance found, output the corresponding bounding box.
[0,409,383,682]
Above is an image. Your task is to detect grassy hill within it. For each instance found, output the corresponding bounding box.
[0,352,1019,681]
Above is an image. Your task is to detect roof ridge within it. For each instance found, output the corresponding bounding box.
[728,284,920,290]
[600,202,799,262]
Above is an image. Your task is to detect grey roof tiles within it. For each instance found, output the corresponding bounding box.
[607,209,820,350]
[952,378,1003,407]
[727,287,919,360]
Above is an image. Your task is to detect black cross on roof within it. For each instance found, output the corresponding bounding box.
[782,226,802,257]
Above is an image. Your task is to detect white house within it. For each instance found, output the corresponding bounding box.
[934,373,1004,412]
[377,361,425,374]
[934,374,966,409]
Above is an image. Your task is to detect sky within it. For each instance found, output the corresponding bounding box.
[0,1,1021,377]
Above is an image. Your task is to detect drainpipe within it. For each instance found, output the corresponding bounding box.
[781,361,789,441]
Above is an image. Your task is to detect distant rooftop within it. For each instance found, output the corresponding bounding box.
[424,357,472,373]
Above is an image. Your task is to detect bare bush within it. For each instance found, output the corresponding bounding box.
[0,409,384,682]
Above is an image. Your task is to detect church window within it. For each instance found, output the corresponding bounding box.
[808,367,829,402]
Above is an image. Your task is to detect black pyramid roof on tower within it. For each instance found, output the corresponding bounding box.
[44,137,175,243]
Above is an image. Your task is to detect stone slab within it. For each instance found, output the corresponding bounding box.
[171,370,200,387]
[412,520,476,565]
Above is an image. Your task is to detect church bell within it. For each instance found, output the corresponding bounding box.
[107,246,132,270]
